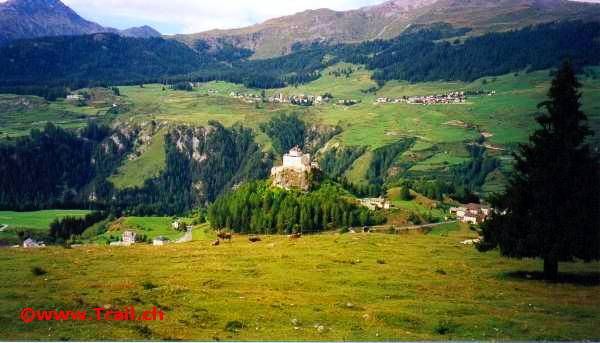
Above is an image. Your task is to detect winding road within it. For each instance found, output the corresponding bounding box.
[0,224,8,232]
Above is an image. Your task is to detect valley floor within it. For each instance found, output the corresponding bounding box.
[0,225,599,340]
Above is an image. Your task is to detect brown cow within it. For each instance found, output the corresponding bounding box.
[212,239,220,246]
[217,232,232,242]
[288,233,302,240]
[249,236,262,243]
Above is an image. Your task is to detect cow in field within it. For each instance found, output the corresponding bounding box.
[212,239,220,246]
[217,232,232,242]
[249,236,262,243]
[288,233,302,240]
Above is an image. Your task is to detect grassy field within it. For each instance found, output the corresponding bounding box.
[92,217,186,243]
[0,210,92,244]
[0,210,91,230]
[0,93,113,137]
[0,225,598,341]
[387,187,447,221]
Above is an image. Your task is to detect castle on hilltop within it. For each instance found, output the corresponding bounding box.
[271,146,319,190]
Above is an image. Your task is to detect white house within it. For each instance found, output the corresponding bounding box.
[23,238,45,248]
[66,94,83,101]
[360,198,392,211]
[153,236,170,246]
[122,231,137,246]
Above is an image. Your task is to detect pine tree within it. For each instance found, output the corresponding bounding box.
[400,186,413,201]
[478,61,600,280]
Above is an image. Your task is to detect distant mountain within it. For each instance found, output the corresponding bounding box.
[174,0,600,58]
[120,25,162,39]
[0,0,161,44]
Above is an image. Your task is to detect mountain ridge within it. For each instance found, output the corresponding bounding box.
[173,0,600,58]
[0,0,161,44]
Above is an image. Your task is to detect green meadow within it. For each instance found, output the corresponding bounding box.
[0,210,91,230]
[0,210,92,244]
[90,217,186,243]
[0,225,599,341]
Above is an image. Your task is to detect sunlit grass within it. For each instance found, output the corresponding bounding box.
[0,226,598,340]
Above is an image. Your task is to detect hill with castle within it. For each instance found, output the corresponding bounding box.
[271,146,320,191]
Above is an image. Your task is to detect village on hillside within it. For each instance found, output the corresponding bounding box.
[229,91,360,107]
[376,90,496,105]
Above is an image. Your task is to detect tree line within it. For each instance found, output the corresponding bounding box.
[208,181,386,234]
[49,211,109,243]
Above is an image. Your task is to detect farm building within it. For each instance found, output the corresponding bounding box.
[22,238,45,249]
[450,204,491,224]
[172,219,182,230]
[66,94,83,101]
[153,236,170,246]
[122,230,137,246]
[360,198,391,211]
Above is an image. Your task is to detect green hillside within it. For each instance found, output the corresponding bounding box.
[108,129,168,190]
[2,63,599,197]
[100,65,600,194]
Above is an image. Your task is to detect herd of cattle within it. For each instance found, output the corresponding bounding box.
[211,231,303,246]
[211,227,375,246]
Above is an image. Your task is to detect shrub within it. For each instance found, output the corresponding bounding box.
[225,320,245,333]
[142,281,157,290]
[435,319,457,335]
[31,266,47,276]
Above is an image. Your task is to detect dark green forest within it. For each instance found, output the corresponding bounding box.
[0,123,112,210]
[0,121,271,215]
[208,181,386,234]
[0,34,214,87]
[102,122,272,216]
[319,146,367,179]
[1,21,599,93]
[259,114,306,155]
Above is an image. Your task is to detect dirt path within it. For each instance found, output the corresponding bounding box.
[0,224,7,232]
[176,227,193,243]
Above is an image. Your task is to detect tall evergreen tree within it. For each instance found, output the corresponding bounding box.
[478,61,600,280]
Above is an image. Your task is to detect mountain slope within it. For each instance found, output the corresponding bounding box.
[0,33,213,85]
[0,0,161,44]
[0,0,111,44]
[174,0,600,59]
